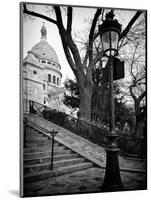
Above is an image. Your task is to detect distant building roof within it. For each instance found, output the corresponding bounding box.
[23,51,43,69]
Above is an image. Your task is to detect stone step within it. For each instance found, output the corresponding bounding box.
[24,162,93,183]
[25,136,48,142]
[26,126,41,134]
[26,133,50,139]
[25,126,58,146]
[24,158,86,174]
[25,142,52,147]
[24,149,72,159]
[26,127,46,134]
[24,153,79,165]
[25,142,59,148]
[26,127,48,138]
[25,137,51,144]
[25,136,52,144]
[125,157,146,162]
[24,146,65,153]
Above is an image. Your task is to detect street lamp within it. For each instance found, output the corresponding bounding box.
[99,10,121,58]
[99,10,124,191]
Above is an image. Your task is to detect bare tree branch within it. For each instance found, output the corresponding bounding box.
[54,6,84,78]
[130,43,139,81]
[67,7,73,33]
[129,85,137,102]
[138,91,146,103]
[23,4,57,25]
[90,50,104,68]
[53,6,64,27]
[53,6,77,72]
[92,11,143,46]
[120,11,143,39]
[88,9,102,63]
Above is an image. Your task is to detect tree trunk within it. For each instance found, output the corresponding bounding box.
[134,116,139,136]
[78,86,92,122]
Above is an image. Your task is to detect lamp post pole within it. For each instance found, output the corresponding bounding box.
[99,10,124,191]
[109,57,115,132]
[101,56,124,192]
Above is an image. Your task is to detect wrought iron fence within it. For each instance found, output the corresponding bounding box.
[25,100,146,158]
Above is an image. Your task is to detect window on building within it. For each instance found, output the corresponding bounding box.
[48,74,51,83]
[33,70,37,74]
[57,77,59,86]
[42,60,46,63]
[44,99,46,104]
[43,84,46,90]
[53,75,56,84]
[47,61,51,64]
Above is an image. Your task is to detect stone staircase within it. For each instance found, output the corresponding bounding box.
[24,124,94,183]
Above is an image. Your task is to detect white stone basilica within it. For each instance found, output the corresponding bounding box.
[23,23,63,109]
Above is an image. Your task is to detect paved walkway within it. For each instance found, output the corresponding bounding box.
[24,167,147,197]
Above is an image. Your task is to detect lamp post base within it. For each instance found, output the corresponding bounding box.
[101,134,124,192]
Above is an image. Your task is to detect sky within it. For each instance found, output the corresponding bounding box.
[23,4,137,85]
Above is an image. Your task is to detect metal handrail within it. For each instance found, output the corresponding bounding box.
[26,99,141,139]
[26,99,108,134]
[24,99,145,157]
[23,117,58,170]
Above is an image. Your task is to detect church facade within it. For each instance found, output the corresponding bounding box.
[23,23,62,111]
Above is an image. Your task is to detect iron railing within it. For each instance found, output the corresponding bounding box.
[24,100,146,158]
[23,117,58,170]
[25,100,109,147]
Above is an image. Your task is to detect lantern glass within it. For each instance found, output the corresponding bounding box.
[111,31,119,51]
[101,30,119,57]
[101,31,110,56]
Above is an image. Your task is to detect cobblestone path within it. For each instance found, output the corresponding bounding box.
[24,166,147,197]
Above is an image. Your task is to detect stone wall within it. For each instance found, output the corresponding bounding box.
[23,63,44,111]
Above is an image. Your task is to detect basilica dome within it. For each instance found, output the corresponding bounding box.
[31,41,59,64]
[31,23,60,65]
[23,22,62,111]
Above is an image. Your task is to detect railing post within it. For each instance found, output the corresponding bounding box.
[50,129,58,170]
[29,100,32,113]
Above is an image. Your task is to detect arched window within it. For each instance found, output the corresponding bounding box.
[57,77,59,86]
[48,74,51,83]
[53,75,56,84]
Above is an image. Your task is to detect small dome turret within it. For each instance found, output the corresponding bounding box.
[41,22,47,41]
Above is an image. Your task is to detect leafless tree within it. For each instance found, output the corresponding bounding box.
[23,3,143,122]
[117,14,146,135]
